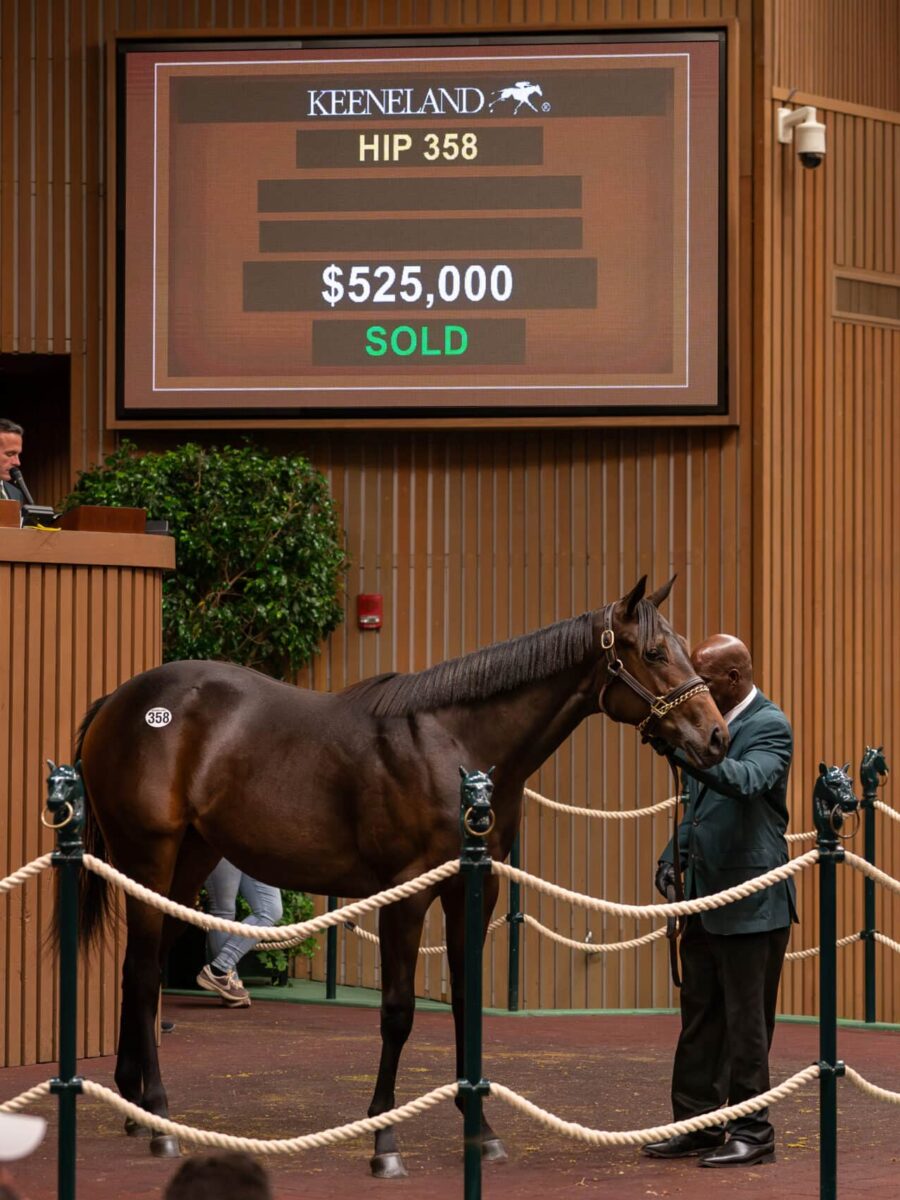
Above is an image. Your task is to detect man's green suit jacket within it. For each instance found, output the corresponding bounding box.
[661,690,798,935]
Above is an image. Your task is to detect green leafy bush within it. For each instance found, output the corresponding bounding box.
[65,440,347,678]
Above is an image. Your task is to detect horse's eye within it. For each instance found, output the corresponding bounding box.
[645,647,668,663]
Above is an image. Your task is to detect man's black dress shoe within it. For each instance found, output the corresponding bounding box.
[641,1130,727,1158]
[699,1138,775,1167]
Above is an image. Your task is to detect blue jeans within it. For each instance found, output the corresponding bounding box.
[204,859,283,974]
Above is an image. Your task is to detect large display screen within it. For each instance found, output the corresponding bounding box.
[114,34,727,422]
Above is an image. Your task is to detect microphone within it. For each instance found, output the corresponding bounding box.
[10,467,35,506]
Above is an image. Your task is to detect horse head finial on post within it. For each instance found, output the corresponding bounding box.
[813,762,859,844]
[859,746,889,799]
[459,765,495,846]
[42,761,85,853]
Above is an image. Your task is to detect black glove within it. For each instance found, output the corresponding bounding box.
[655,860,675,899]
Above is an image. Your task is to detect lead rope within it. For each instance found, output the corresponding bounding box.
[666,758,686,989]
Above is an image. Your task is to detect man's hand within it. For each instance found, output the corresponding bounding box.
[648,735,671,757]
[655,860,675,899]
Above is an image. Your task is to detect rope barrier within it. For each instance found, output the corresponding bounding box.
[521,915,668,953]
[844,1065,900,1105]
[844,852,900,895]
[265,914,508,956]
[0,1082,52,1113]
[524,788,678,820]
[874,930,900,955]
[873,799,900,824]
[786,932,862,961]
[9,1061,900,1147]
[487,1064,821,1146]
[10,768,900,1188]
[0,1078,458,1155]
[82,854,459,939]
[0,854,53,894]
[0,1066,821,1154]
[5,1061,900,1160]
[786,830,817,843]
[493,849,819,919]
[82,1080,460,1154]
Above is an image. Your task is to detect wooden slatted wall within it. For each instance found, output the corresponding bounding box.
[0,0,759,1036]
[773,0,900,115]
[3,0,899,1039]
[764,16,900,1021]
[0,550,165,1067]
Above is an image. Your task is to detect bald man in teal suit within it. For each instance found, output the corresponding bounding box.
[642,634,797,1168]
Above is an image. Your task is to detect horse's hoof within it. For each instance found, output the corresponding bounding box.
[150,1135,181,1158]
[482,1137,508,1164]
[123,1117,149,1138]
[370,1151,408,1178]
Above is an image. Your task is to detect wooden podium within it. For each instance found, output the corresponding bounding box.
[0,520,175,1067]
[0,498,20,527]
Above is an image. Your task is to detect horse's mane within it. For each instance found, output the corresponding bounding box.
[341,600,666,718]
[343,614,593,716]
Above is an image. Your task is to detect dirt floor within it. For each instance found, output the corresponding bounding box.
[2,995,899,1200]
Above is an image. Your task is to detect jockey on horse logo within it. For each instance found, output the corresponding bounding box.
[488,81,544,114]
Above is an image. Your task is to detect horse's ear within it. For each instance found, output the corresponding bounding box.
[842,762,850,773]
[819,761,828,776]
[646,575,677,609]
[459,765,467,779]
[621,576,648,618]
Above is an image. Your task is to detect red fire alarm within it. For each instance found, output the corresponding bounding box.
[357,593,383,631]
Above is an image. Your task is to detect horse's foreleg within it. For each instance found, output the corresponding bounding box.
[367,893,430,1179]
[441,876,508,1164]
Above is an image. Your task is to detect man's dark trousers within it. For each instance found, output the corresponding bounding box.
[672,915,791,1144]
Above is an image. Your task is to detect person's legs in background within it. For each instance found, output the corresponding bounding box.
[197,859,250,1006]
[197,861,283,1007]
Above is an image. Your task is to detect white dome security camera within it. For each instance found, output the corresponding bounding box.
[777,106,826,169]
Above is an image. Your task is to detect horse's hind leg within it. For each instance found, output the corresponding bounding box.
[116,893,181,1157]
[367,893,431,1178]
[441,875,507,1163]
[115,900,147,1134]
[118,830,221,1152]
[113,830,216,1156]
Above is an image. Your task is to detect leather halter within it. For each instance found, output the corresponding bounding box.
[596,604,710,738]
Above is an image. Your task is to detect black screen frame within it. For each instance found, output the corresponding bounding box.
[112,28,731,426]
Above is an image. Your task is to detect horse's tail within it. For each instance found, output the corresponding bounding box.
[73,694,114,947]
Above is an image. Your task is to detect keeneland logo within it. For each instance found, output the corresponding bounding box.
[488,81,544,114]
[306,80,547,118]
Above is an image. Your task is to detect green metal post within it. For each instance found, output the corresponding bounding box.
[326,897,338,1000]
[813,765,853,1200]
[862,789,876,1024]
[458,767,494,1200]
[46,764,86,1200]
[506,833,521,1012]
[859,747,889,1024]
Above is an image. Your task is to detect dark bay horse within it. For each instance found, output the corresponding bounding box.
[76,576,728,1172]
